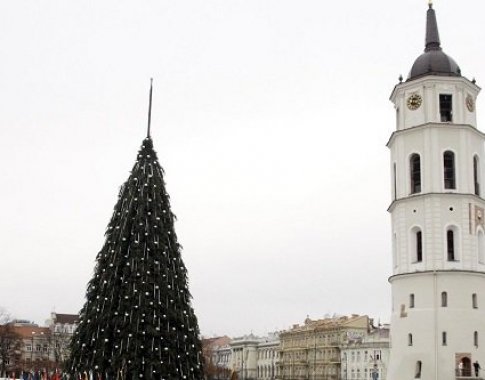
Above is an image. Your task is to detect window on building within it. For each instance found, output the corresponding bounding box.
[478,230,485,264]
[393,163,397,200]
[415,361,422,378]
[441,291,448,307]
[447,229,456,261]
[440,94,453,122]
[474,156,480,196]
[410,294,415,308]
[473,293,478,309]
[416,230,423,262]
[442,332,447,346]
[474,331,479,347]
[444,151,456,189]
[410,154,421,194]
[408,334,413,346]
[374,350,381,361]
[26,344,32,352]
[393,233,398,269]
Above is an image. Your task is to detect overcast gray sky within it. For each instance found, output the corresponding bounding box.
[1,0,485,337]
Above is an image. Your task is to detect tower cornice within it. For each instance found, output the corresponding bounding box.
[388,269,485,284]
[386,122,485,148]
[390,75,480,103]
[387,192,485,213]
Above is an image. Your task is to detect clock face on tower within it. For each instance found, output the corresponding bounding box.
[466,95,475,112]
[407,93,422,110]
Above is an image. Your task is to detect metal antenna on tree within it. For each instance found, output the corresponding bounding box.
[147,78,153,138]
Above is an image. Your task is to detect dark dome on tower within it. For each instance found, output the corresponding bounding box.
[408,4,461,81]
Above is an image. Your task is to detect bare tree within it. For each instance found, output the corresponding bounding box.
[50,329,73,371]
[0,308,22,377]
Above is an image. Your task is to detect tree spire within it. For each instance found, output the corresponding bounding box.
[147,78,153,138]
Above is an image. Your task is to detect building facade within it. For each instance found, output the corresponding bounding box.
[278,315,370,380]
[256,333,280,380]
[202,336,232,379]
[340,325,390,380]
[202,333,280,380]
[231,334,261,380]
[5,321,55,377]
[47,313,79,368]
[387,4,485,380]
[0,313,79,377]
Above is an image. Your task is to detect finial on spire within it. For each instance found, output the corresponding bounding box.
[428,0,433,9]
[147,78,153,138]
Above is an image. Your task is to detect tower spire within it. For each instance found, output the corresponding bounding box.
[147,78,153,138]
[425,1,441,52]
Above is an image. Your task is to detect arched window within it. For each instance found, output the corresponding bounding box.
[474,156,480,196]
[415,361,422,378]
[408,333,413,346]
[442,331,447,346]
[410,294,415,308]
[447,229,456,261]
[441,292,448,307]
[474,331,479,347]
[411,227,423,263]
[416,230,423,262]
[472,293,478,309]
[444,151,456,189]
[478,229,485,264]
[410,154,421,194]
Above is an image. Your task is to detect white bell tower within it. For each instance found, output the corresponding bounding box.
[387,4,485,380]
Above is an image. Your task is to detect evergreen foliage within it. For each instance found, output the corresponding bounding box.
[68,137,204,380]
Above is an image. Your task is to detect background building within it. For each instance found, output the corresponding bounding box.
[231,334,261,380]
[340,324,390,380]
[278,315,370,380]
[47,313,79,368]
[256,333,280,380]
[202,335,232,379]
[9,321,54,377]
[0,313,79,378]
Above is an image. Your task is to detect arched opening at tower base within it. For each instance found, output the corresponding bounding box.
[455,354,472,377]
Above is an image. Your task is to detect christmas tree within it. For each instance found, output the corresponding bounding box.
[68,84,204,380]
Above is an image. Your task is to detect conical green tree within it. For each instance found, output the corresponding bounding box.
[68,136,204,380]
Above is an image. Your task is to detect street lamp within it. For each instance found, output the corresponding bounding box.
[30,330,37,378]
[31,332,35,365]
[343,352,348,380]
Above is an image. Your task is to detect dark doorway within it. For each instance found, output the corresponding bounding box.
[461,357,472,377]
